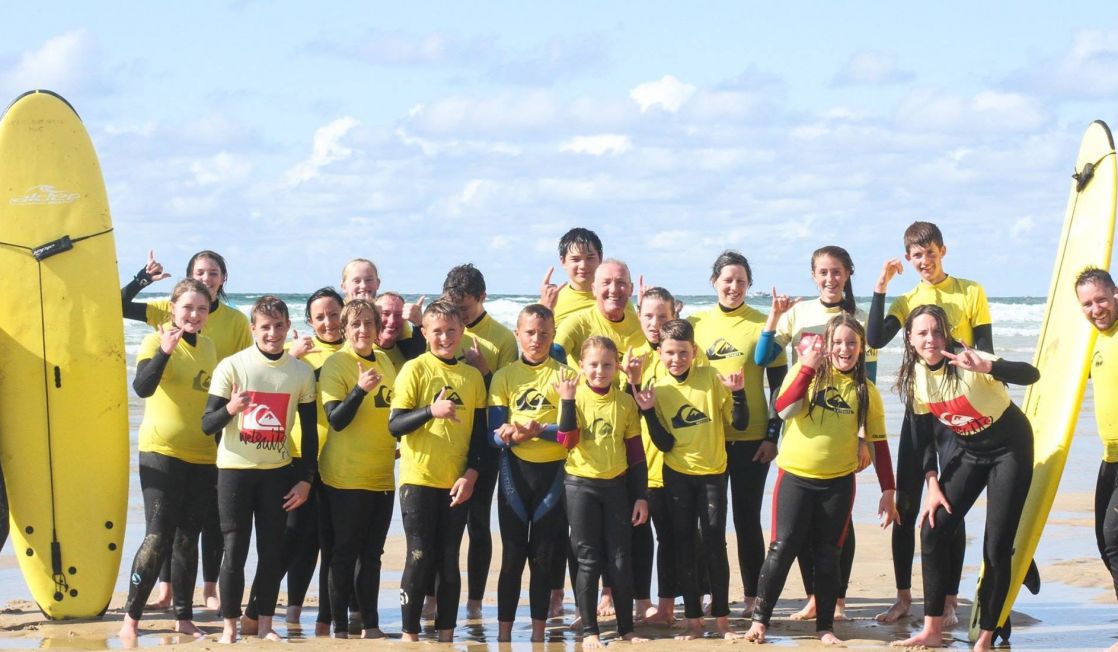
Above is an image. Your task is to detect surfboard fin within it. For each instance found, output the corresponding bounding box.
[994,616,1012,644]
[1023,559,1041,595]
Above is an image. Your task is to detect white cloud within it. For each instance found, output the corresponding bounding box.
[1011,217,1035,238]
[560,134,632,156]
[285,117,360,186]
[897,88,1048,133]
[630,75,696,113]
[191,152,252,186]
[1008,29,1118,99]
[0,30,106,97]
[833,51,914,86]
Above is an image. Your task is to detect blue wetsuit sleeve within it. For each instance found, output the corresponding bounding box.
[754,331,780,366]
[549,343,568,364]
[488,405,510,448]
[536,424,560,441]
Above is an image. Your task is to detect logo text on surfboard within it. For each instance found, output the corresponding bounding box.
[10,185,80,206]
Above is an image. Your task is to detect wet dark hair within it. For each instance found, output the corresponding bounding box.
[250,295,289,325]
[894,304,959,408]
[812,245,857,316]
[340,299,381,336]
[659,318,695,344]
[558,227,604,260]
[639,286,676,313]
[1075,266,1116,292]
[186,250,229,301]
[710,250,753,286]
[443,263,486,301]
[807,314,869,430]
[304,287,344,324]
[903,221,945,252]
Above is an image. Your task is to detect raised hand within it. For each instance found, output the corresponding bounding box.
[624,347,647,387]
[942,344,992,374]
[717,370,745,392]
[430,387,460,423]
[633,385,656,411]
[539,267,566,310]
[288,329,317,359]
[769,286,800,321]
[553,371,580,401]
[463,337,490,375]
[356,361,383,392]
[403,295,426,326]
[875,258,904,293]
[157,322,183,354]
[145,249,171,283]
[227,382,251,415]
[637,274,647,303]
[799,335,825,370]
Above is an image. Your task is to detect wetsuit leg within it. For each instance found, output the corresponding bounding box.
[466,462,499,601]
[316,479,334,627]
[399,484,468,633]
[284,476,320,610]
[934,420,967,598]
[1097,461,1118,599]
[327,486,367,634]
[752,470,816,627]
[811,474,855,633]
[600,478,635,636]
[566,475,607,636]
[357,490,394,630]
[726,440,770,598]
[497,460,531,623]
[244,467,292,618]
[665,467,702,618]
[697,472,731,618]
[124,452,190,620]
[201,493,222,583]
[170,463,216,622]
[632,518,654,602]
[646,487,676,599]
[838,524,855,600]
[891,411,922,591]
[217,468,256,619]
[920,450,988,619]
[433,491,470,631]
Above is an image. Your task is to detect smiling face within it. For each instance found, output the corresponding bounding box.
[580,344,618,389]
[594,262,632,320]
[516,313,555,364]
[308,296,343,343]
[908,313,947,365]
[423,314,463,359]
[374,295,405,346]
[812,254,850,305]
[1077,280,1118,332]
[561,244,601,292]
[251,312,291,355]
[658,337,695,377]
[713,264,750,309]
[342,261,380,302]
[345,307,379,356]
[171,290,211,334]
[639,296,674,344]
[190,256,225,302]
[829,324,861,372]
[905,243,947,284]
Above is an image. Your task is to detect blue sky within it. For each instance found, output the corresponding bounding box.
[4,2,1117,296]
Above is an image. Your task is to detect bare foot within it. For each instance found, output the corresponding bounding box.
[203,581,220,611]
[598,589,615,616]
[174,620,204,638]
[531,619,546,642]
[942,596,959,629]
[675,617,704,640]
[315,622,330,636]
[876,592,912,623]
[819,630,844,645]
[118,615,140,643]
[286,605,302,624]
[466,598,484,620]
[622,632,649,643]
[549,590,566,619]
[401,632,420,642]
[834,598,848,622]
[790,595,817,621]
[257,616,281,641]
[498,621,514,642]
[437,628,454,643]
[570,615,583,631]
[743,622,767,643]
[363,628,386,639]
[740,596,757,619]
[634,598,653,623]
[894,617,944,649]
[421,595,437,620]
[584,634,605,648]
[218,619,238,645]
[259,630,282,642]
[973,629,994,652]
[716,616,740,640]
[240,615,259,636]
[642,602,675,627]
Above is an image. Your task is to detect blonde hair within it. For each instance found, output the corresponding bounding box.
[341,258,379,283]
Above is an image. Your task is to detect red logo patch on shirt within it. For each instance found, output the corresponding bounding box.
[796,332,823,358]
[927,395,992,436]
[240,391,290,450]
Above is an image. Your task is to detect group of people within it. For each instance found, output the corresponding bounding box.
[104,222,1118,651]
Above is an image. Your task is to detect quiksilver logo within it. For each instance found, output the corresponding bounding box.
[706,338,743,360]
[671,405,711,428]
[10,185,80,206]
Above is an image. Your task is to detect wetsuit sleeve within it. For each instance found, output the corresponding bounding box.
[626,436,648,501]
[973,324,994,354]
[914,412,939,475]
[640,408,675,452]
[549,343,568,364]
[731,388,749,431]
[867,292,901,349]
[323,386,367,431]
[388,406,433,437]
[873,440,896,491]
[202,395,234,437]
[989,358,1040,386]
[557,398,579,449]
[397,328,427,361]
[467,407,488,472]
[765,365,787,443]
[775,365,814,419]
[121,267,154,322]
[488,405,510,448]
[292,402,318,481]
[754,331,780,366]
[132,350,171,398]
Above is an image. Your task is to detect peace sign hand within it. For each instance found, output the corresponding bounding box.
[157,322,183,354]
[356,362,382,392]
[942,344,992,374]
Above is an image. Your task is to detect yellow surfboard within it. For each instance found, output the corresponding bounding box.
[968,121,1117,640]
[0,90,129,619]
